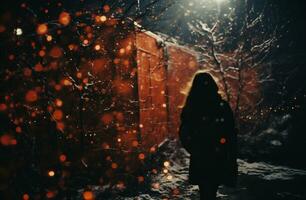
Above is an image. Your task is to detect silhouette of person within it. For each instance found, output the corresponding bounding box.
[179,72,238,200]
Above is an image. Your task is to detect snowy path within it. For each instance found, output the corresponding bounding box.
[78,140,306,200]
[143,140,306,200]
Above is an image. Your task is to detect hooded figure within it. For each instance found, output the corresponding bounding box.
[179,72,238,200]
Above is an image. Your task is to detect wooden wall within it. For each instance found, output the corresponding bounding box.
[135,31,199,150]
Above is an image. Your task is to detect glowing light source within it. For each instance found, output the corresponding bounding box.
[0,134,14,146]
[111,162,118,169]
[76,72,82,78]
[49,46,63,58]
[163,161,170,167]
[82,39,89,46]
[22,193,30,200]
[138,153,145,160]
[103,5,110,13]
[16,126,22,133]
[138,176,144,182]
[220,137,226,144]
[83,191,94,200]
[101,113,113,125]
[46,191,56,198]
[0,103,7,111]
[62,78,72,86]
[25,90,38,102]
[15,28,23,35]
[94,44,101,51]
[127,140,136,148]
[48,170,55,177]
[58,11,71,26]
[100,15,107,22]
[59,154,67,162]
[150,146,156,153]
[55,99,63,107]
[37,24,48,35]
[53,109,63,120]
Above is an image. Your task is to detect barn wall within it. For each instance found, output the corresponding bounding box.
[135,32,169,150]
[166,45,199,137]
[112,32,141,150]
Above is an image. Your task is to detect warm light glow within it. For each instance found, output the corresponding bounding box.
[37,24,48,35]
[22,193,30,200]
[46,35,52,41]
[46,191,56,198]
[48,170,55,177]
[138,153,145,160]
[94,44,101,51]
[68,44,75,50]
[119,48,125,55]
[163,161,170,167]
[59,154,67,162]
[0,134,14,146]
[103,5,110,13]
[132,140,139,147]
[83,39,89,46]
[0,103,7,111]
[38,50,46,57]
[57,122,65,131]
[100,16,107,22]
[76,72,82,78]
[59,11,71,26]
[220,137,226,144]
[62,79,72,86]
[138,176,144,182]
[101,113,113,125]
[53,109,63,120]
[102,142,110,149]
[34,63,44,72]
[116,181,125,190]
[16,126,22,133]
[111,162,118,169]
[83,191,94,200]
[150,146,156,153]
[25,90,38,102]
[49,46,63,58]
[55,99,63,107]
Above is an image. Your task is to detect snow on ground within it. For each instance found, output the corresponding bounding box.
[78,139,306,199]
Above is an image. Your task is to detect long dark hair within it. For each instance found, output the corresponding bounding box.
[183,72,221,111]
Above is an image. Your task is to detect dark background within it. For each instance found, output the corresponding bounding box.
[1,0,306,168]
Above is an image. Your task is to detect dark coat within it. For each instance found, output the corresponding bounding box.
[179,99,238,186]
